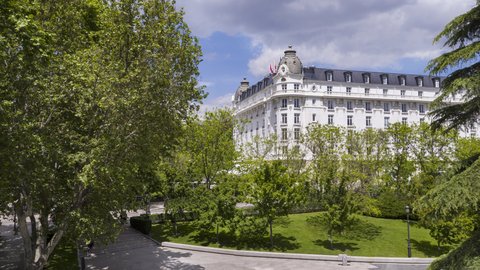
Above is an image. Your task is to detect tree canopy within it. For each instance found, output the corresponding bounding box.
[426,2,480,131]
[0,0,204,269]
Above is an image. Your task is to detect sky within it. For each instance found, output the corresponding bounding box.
[175,0,476,113]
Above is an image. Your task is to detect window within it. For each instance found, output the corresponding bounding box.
[274,114,277,124]
[383,89,388,96]
[365,102,371,112]
[399,76,406,86]
[312,113,317,122]
[401,103,407,113]
[346,87,351,95]
[281,98,287,108]
[401,90,406,97]
[281,128,287,140]
[294,128,300,140]
[384,117,390,128]
[402,117,407,125]
[282,145,288,154]
[418,91,423,97]
[327,100,334,110]
[345,73,352,82]
[363,73,370,84]
[365,88,370,95]
[347,115,353,126]
[382,75,388,85]
[434,78,440,88]
[282,84,287,90]
[294,84,299,90]
[312,99,316,105]
[384,102,390,113]
[327,72,333,81]
[366,116,371,127]
[294,98,300,108]
[294,113,300,124]
[420,118,425,123]
[419,104,425,114]
[347,101,353,111]
[417,77,423,87]
[327,86,333,94]
[281,113,287,124]
[328,115,334,125]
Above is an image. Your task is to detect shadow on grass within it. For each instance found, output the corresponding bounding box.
[46,239,77,270]
[152,221,300,252]
[344,219,382,241]
[151,222,197,243]
[307,214,382,241]
[190,230,300,252]
[312,239,359,252]
[410,239,451,257]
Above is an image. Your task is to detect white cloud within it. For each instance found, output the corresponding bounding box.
[177,0,476,76]
[198,93,233,116]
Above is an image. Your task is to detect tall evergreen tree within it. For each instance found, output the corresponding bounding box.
[426,2,480,130]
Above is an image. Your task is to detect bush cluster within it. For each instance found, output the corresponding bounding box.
[130,216,152,235]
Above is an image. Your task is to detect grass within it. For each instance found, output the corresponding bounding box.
[46,238,78,270]
[151,212,452,258]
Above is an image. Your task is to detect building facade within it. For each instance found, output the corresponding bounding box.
[232,46,477,153]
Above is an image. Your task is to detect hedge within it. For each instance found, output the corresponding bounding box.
[130,216,152,235]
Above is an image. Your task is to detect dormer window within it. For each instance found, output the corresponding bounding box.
[326,71,333,82]
[363,73,370,84]
[416,77,423,87]
[398,75,406,86]
[381,74,388,85]
[433,78,440,88]
[344,72,352,83]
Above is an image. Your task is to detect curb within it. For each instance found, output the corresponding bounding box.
[161,242,435,265]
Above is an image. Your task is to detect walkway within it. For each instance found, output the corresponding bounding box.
[86,227,430,270]
[0,217,24,270]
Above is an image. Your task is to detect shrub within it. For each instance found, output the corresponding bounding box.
[130,216,152,235]
[375,190,409,219]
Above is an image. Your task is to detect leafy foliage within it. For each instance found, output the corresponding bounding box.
[426,3,480,130]
[0,0,204,268]
[429,229,480,270]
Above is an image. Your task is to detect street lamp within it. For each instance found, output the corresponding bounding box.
[405,205,411,258]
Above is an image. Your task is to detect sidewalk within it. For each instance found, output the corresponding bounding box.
[86,226,417,270]
[0,217,24,270]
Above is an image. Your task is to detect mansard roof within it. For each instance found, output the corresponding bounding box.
[303,67,442,88]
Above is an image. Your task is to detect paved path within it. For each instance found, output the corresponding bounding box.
[86,227,430,270]
[0,217,24,270]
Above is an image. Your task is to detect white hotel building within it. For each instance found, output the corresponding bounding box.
[232,46,478,151]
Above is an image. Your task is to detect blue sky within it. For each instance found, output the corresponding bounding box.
[176,0,476,113]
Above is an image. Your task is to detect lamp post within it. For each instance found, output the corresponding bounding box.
[405,205,411,258]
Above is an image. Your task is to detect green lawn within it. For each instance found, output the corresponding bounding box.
[46,238,78,270]
[151,212,452,258]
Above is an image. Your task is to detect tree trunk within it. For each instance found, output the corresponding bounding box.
[216,222,219,243]
[17,210,34,270]
[269,220,273,248]
[329,234,333,249]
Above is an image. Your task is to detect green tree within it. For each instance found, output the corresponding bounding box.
[421,3,480,267]
[426,2,480,131]
[410,123,457,200]
[0,1,204,268]
[186,109,238,189]
[303,124,344,205]
[195,174,240,243]
[384,123,415,198]
[247,160,302,247]
[427,214,475,249]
